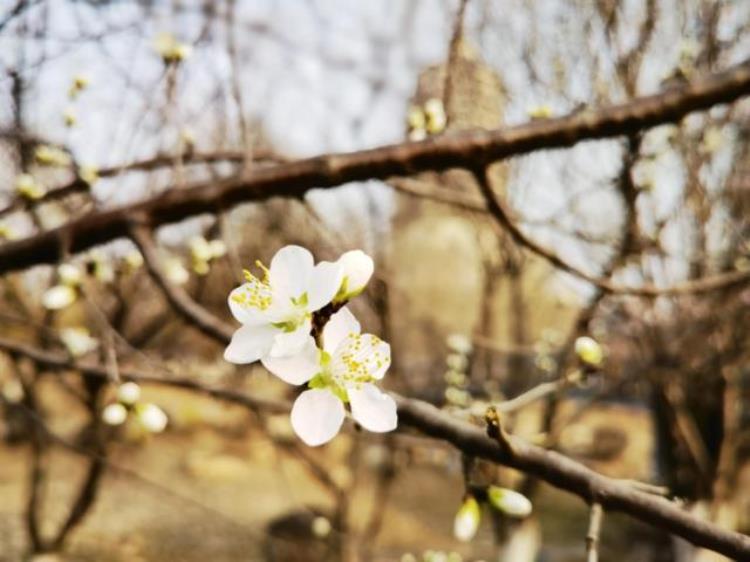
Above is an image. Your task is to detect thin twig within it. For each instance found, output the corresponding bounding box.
[586,502,604,562]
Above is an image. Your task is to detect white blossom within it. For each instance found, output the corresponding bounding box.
[224,245,343,364]
[274,307,396,446]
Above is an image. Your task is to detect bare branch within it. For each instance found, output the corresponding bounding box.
[472,167,750,296]
[128,220,235,343]
[586,502,603,562]
[1,59,750,275]
[2,333,750,559]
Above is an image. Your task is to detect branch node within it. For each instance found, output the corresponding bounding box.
[484,405,514,457]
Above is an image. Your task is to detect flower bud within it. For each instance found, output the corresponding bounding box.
[446,353,468,372]
[424,98,446,134]
[34,145,71,167]
[79,165,99,185]
[453,495,481,542]
[15,174,45,200]
[311,516,332,538]
[117,382,141,405]
[487,486,532,518]
[574,336,604,367]
[137,403,168,433]
[333,250,374,302]
[60,327,98,357]
[58,263,83,286]
[42,285,77,310]
[164,257,189,285]
[446,334,472,355]
[102,403,128,426]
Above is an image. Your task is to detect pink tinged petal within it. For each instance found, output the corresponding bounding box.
[348,383,397,433]
[290,389,345,446]
[269,317,312,358]
[223,323,277,364]
[337,250,374,296]
[307,261,344,311]
[270,245,314,300]
[262,337,320,385]
[322,307,361,354]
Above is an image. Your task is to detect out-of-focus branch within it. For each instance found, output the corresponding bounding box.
[0,335,287,414]
[394,397,750,560]
[586,502,604,562]
[0,149,283,220]
[128,220,234,343]
[1,59,750,274]
[472,167,750,296]
[1,333,749,558]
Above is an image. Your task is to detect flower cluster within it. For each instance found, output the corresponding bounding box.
[224,245,396,446]
[101,382,168,433]
[42,251,144,311]
[407,98,447,141]
[189,235,227,275]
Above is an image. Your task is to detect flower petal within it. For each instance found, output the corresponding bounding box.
[224,323,277,364]
[270,245,314,300]
[269,316,312,357]
[262,337,320,385]
[307,261,343,311]
[322,307,360,354]
[336,250,373,299]
[348,383,397,433]
[331,332,390,380]
[290,389,345,446]
[228,282,269,325]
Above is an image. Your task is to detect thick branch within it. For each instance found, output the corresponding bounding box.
[1,59,750,275]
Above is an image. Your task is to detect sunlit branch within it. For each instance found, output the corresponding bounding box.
[1,58,750,275]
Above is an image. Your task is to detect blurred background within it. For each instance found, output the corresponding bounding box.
[1,0,750,561]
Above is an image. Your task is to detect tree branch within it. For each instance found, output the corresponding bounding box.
[472,166,750,296]
[394,397,750,560]
[1,59,750,275]
[2,334,750,559]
